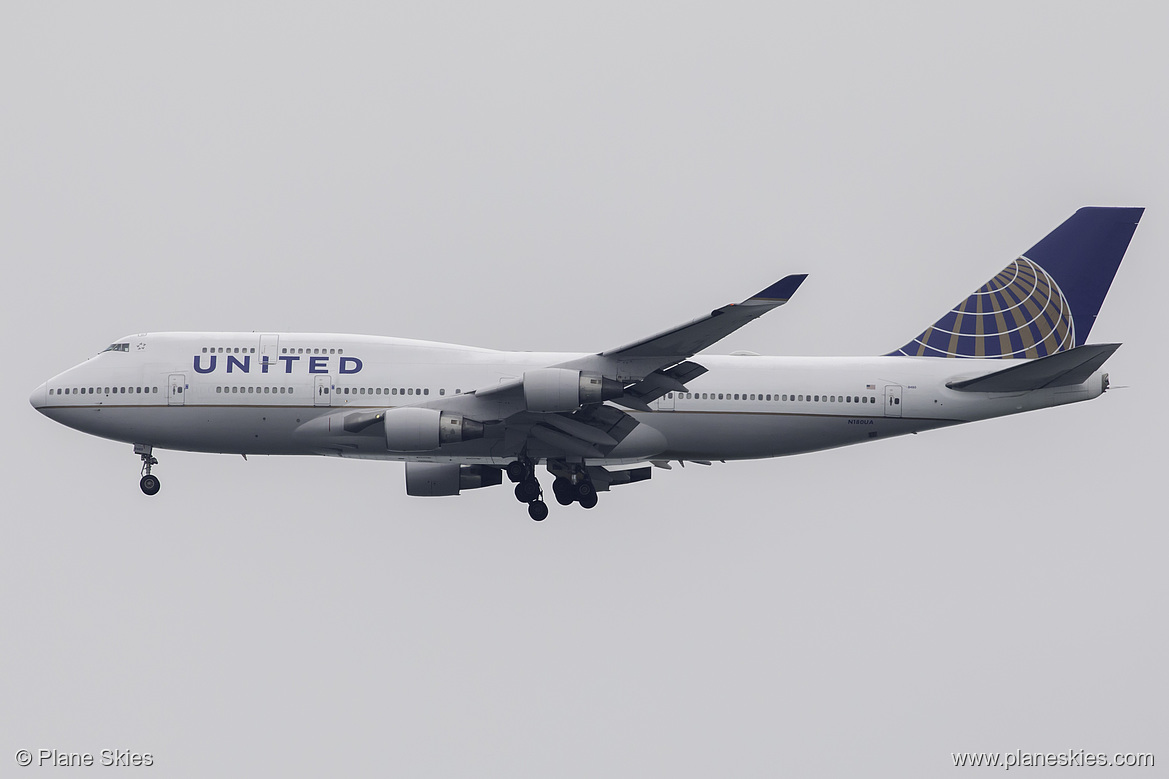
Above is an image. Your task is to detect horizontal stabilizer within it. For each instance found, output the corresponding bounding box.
[946,343,1121,392]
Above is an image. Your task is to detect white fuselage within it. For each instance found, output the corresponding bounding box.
[30,332,1108,466]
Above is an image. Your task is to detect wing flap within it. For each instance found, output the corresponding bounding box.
[620,360,709,407]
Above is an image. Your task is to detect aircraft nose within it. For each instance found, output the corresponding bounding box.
[29,382,48,411]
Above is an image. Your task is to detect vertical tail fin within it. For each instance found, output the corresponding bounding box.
[889,207,1143,358]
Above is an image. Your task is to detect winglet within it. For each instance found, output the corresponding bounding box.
[746,274,808,305]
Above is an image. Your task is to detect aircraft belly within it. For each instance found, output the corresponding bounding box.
[643,411,953,460]
[43,406,319,455]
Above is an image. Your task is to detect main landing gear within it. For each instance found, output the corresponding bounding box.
[552,476,598,509]
[507,457,548,521]
[508,458,599,520]
[135,444,160,496]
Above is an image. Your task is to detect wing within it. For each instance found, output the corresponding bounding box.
[555,273,807,408]
[598,274,808,363]
[335,273,807,462]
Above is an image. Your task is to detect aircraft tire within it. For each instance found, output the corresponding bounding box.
[528,500,549,521]
[578,492,598,509]
[514,479,540,503]
[140,475,161,496]
[506,460,528,483]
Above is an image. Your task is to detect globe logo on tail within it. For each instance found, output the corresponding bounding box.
[899,257,1075,358]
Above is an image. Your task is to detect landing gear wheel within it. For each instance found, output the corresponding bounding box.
[506,460,529,483]
[552,477,575,505]
[136,444,160,496]
[575,481,595,500]
[140,474,161,496]
[528,500,549,521]
[514,478,540,504]
[578,492,598,509]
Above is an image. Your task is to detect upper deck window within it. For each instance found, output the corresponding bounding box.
[102,343,129,353]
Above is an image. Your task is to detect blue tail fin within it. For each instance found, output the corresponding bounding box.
[888,207,1143,358]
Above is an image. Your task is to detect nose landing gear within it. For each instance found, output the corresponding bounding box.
[135,444,160,496]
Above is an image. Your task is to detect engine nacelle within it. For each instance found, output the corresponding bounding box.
[405,462,503,496]
[522,368,624,412]
[383,408,485,452]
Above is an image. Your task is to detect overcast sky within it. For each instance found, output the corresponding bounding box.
[3,3,1166,776]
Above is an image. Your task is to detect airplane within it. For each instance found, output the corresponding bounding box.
[30,207,1142,521]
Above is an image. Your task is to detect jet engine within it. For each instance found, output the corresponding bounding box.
[522,368,624,412]
[405,462,503,496]
[383,408,485,452]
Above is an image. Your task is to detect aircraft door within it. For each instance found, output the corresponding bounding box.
[168,373,186,406]
[314,375,332,407]
[259,334,280,371]
[658,392,675,410]
[884,385,902,418]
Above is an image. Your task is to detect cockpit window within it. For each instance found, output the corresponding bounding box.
[101,343,130,353]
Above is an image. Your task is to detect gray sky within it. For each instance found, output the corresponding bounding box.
[3,3,1166,776]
